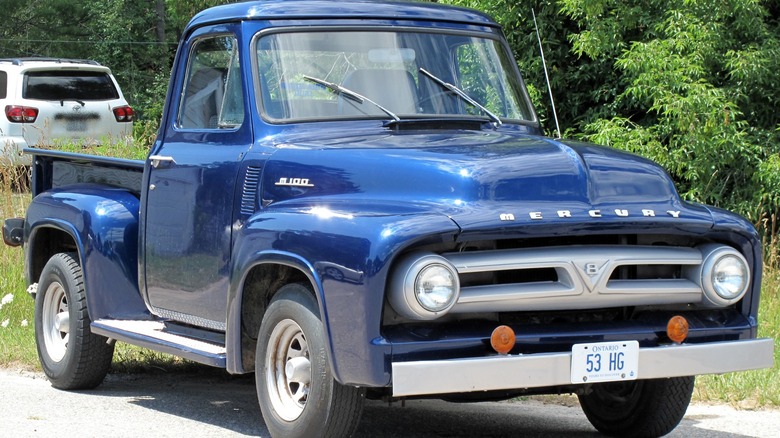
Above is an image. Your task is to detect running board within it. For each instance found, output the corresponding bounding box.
[92,319,227,368]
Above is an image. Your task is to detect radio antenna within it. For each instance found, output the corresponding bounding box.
[532,8,561,139]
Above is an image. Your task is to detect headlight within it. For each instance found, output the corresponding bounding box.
[711,255,748,300]
[415,264,457,312]
[389,253,460,320]
[698,245,750,307]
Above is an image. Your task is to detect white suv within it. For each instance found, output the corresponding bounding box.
[0,58,134,165]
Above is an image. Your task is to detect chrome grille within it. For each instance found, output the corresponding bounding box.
[442,245,703,313]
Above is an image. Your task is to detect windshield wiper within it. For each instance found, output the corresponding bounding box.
[302,75,400,122]
[60,99,86,107]
[418,68,502,127]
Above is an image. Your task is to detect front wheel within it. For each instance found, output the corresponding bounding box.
[256,283,365,438]
[578,376,694,437]
[34,252,114,389]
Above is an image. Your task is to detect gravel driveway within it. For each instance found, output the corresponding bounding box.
[0,368,775,437]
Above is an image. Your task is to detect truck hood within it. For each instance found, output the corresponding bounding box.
[260,131,713,233]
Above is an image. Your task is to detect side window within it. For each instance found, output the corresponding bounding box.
[0,71,7,100]
[179,35,244,130]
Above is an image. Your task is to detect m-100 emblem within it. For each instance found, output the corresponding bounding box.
[275,177,314,187]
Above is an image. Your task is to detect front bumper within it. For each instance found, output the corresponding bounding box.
[391,338,774,397]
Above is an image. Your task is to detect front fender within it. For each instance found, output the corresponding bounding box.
[25,184,148,321]
[227,203,460,386]
[703,205,764,330]
[226,249,320,374]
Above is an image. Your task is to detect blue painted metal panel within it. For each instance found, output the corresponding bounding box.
[25,184,148,321]
[704,205,764,332]
[258,131,697,224]
[385,311,755,362]
[140,22,254,327]
[228,201,460,384]
[188,0,498,30]
[23,148,144,170]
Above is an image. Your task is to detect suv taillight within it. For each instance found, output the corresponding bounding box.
[5,105,39,123]
[113,105,135,122]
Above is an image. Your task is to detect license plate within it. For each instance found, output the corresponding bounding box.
[66,119,86,132]
[570,340,639,384]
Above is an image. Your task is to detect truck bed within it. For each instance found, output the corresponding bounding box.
[26,148,144,196]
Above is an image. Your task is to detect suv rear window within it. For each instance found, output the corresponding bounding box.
[23,71,119,101]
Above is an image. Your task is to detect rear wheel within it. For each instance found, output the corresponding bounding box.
[35,252,114,389]
[256,283,365,438]
[578,376,694,437]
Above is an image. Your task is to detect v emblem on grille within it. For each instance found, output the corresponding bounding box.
[572,260,611,292]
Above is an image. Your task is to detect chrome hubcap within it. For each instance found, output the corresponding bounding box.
[266,319,311,421]
[42,282,69,362]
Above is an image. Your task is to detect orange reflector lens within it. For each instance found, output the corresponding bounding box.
[667,315,689,344]
[490,325,516,355]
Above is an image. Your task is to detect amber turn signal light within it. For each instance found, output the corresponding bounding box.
[490,325,516,355]
[667,315,689,344]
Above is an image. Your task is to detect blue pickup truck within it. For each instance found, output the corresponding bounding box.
[2,1,774,437]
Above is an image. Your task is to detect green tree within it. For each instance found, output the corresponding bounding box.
[560,0,780,220]
[82,0,236,123]
[0,1,93,58]
[0,0,237,126]
[444,0,780,226]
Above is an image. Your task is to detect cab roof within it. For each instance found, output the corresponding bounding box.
[187,0,498,30]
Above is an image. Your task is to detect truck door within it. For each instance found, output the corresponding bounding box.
[142,31,250,330]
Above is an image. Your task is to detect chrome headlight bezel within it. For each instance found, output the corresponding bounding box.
[389,253,460,320]
[699,245,750,307]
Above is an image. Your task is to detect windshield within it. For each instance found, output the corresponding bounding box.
[256,30,535,123]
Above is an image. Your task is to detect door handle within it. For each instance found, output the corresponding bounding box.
[149,155,176,168]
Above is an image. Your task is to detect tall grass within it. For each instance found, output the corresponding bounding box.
[695,219,780,407]
[694,279,780,407]
[0,166,36,368]
[44,124,154,160]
